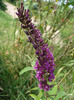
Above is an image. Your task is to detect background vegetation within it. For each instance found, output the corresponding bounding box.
[0,0,74,100]
[0,0,7,11]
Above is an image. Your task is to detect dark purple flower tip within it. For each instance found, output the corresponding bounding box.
[21,24,25,28]
[24,31,29,35]
[21,24,24,27]
[16,12,19,16]
[26,19,31,24]
[17,8,21,13]
[34,26,36,28]
[28,36,33,43]
[35,50,39,55]
[26,9,29,14]
[48,78,52,82]
[49,85,53,88]
[21,2,23,5]
[30,30,34,34]
[29,23,34,29]
[45,44,48,46]
[40,38,43,43]
[21,24,28,29]
[33,42,38,49]
[25,14,29,19]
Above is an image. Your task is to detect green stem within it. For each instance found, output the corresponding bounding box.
[44,91,48,100]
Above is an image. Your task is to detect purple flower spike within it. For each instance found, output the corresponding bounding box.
[16,3,55,91]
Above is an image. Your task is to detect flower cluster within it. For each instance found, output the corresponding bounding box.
[16,2,55,91]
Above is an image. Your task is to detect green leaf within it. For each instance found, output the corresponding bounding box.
[57,67,64,74]
[67,0,74,6]
[26,87,39,94]
[46,20,50,25]
[63,60,74,67]
[59,85,64,91]
[19,67,34,75]
[25,55,32,62]
[39,25,44,34]
[49,96,54,100]
[47,82,57,85]
[48,85,58,95]
[58,73,64,77]
[55,91,66,100]
[31,87,39,91]
[72,69,74,82]
[29,94,39,100]
[64,63,74,67]
[44,6,48,10]
[69,60,74,63]
[54,67,64,81]
[47,97,51,100]
[33,3,38,10]
[43,98,46,100]
[38,90,43,99]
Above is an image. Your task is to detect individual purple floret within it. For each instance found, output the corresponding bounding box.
[16,2,55,91]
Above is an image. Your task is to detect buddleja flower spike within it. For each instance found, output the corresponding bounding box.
[16,2,55,91]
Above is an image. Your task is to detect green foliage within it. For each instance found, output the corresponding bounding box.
[67,0,74,6]
[19,67,34,75]
[0,0,7,11]
[48,85,58,95]
[39,25,44,34]
[29,94,39,100]
[55,91,66,100]
[29,90,43,100]
[5,0,16,5]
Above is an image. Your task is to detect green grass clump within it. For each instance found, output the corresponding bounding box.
[61,17,74,43]
[0,10,37,100]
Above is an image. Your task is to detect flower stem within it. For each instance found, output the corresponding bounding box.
[44,91,48,100]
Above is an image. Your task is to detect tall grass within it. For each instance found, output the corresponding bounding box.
[0,10,38,100]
